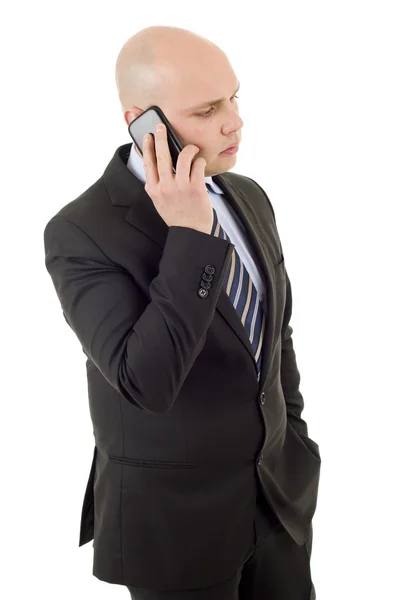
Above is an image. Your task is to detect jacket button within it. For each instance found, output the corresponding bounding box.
[198,288,209,298]
[257,453,264,465]
[200,280,211,290]
[202,273,213,282]
[260,392,265,405]
[205,265,216,275]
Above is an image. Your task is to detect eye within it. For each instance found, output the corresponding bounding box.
[198,95,240,118]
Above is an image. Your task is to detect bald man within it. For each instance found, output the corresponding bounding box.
[44,26,320,600]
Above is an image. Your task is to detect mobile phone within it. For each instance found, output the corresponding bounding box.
[128,106,184,174]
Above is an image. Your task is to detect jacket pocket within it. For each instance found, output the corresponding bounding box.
[298,433,321,461]
[108,454,196,470]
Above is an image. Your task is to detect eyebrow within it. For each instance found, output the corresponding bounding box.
[186,82,241,112]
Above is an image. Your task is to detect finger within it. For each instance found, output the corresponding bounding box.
[154,124,174,180]
[191,153,207,185]
[176,145,200,182]
[142,133,158,186]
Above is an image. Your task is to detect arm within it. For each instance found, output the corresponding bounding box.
[244,176,309,438]
[280,269,309,438]
[44,217,234,414]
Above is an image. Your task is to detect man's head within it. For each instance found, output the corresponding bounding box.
[115,26,243,177]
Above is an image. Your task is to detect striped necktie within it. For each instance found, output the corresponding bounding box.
[207,189,266,378]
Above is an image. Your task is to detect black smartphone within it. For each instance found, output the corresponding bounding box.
[128,106,184,174]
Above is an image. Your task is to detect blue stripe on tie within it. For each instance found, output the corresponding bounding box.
[209,201,266,378]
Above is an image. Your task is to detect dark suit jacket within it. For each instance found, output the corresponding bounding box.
[43,143,321,591]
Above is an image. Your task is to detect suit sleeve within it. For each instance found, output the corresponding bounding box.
[43,217,234,414]
[245,176,309,438]
[280,269,309,438]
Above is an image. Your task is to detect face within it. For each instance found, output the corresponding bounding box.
[124,54,243,177]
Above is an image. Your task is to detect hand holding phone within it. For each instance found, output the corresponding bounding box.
[143,123,213,235]
[128,108,213,235]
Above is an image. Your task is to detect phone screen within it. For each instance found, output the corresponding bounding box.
[128,106,184,174]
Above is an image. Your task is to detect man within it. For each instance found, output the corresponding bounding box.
[43,25,321,599]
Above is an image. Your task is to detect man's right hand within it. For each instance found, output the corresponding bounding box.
[142,123,214,235]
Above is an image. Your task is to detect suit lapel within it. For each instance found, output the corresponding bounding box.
[211,173,276,387]
[104,144,277,388]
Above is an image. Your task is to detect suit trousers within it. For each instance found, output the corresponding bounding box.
[127,480,316,600]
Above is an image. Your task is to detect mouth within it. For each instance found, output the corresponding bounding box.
[219,143,240,155]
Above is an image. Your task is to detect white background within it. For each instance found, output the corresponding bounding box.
[2,1,399,598]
